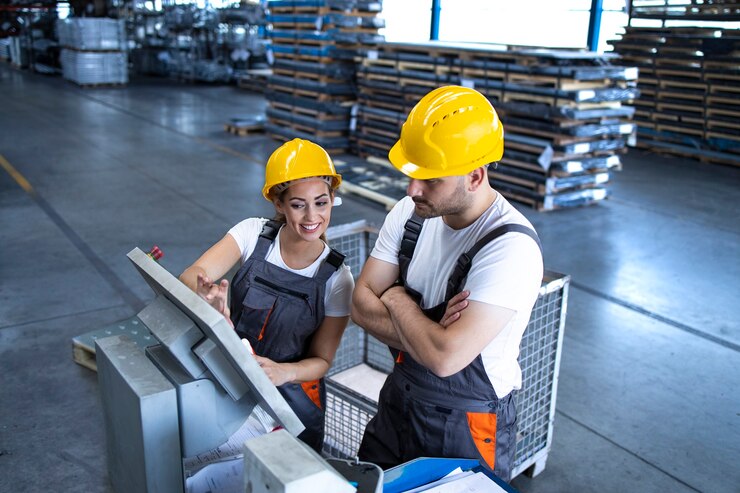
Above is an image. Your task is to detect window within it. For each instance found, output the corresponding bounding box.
[382,0,632,53]
[380,0,433,43]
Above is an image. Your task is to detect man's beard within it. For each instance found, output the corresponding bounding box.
[412,178,471,218]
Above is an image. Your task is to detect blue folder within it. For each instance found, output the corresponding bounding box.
[383,458,519,493]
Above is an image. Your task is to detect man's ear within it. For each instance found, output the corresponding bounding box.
[468,167,488,191]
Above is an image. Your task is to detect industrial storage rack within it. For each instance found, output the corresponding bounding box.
[323,220,570,479]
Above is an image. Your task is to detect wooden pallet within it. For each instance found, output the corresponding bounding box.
[709,83,740,94]
[355,137,392,153]
[706,107,740,118]
[495,186,606,212]
[272,51,338,64]
[236,69,272,93]
[652,112,704,126]
[271,36,336,47]
[269,5,380,16]
[656,123,705,137]
[273,68,348,83]
[707,118,740,131]
[354,123,400,140]
[224,122,265,136]
[655,101,704,116]
[635,137,740,167]
[504,124,622,146]
[268,117,348,137]
[72,316,153,372]
[706,130,740,143]
[706,95,740,111]
[490,168,610,196]
[334,157,405,210]
[268,83,355,102]
[271,101,350,120]
[72,81,127,89]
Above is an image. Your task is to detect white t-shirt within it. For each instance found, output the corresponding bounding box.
[228,218,354,317]
[371,195,544,397]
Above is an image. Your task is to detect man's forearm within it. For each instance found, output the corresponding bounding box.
[383,293,438,364]
[382,287,447,372]
[351,288,406,350]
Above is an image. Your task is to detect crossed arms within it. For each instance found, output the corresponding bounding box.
[351,256,515,378]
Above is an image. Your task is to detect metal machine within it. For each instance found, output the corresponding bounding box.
[95,247,378,493]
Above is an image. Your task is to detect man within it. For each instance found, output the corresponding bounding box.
[351,85,544,482]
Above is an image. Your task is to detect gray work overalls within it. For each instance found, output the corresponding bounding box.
[229,220,345,452]
[358,214,542,482]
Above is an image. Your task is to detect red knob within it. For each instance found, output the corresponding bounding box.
[148,245,164,261]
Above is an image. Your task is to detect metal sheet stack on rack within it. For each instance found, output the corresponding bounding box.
[265,0,384,153]
[0,38,11,61]
[57,18,128,86]
[351,41,639,211]
[333,155,407,210]
[610,25,740,167]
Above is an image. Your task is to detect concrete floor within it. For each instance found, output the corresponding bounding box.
[0,64,738,493]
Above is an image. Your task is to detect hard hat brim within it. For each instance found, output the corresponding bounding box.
[388,141,449,180]
[389,141,495,180]
[263,174,342,201]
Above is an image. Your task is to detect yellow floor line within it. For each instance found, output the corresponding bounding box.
[0,154,34,194]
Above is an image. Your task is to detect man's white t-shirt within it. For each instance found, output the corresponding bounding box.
[371,195,543,397]
[228,218,354,317]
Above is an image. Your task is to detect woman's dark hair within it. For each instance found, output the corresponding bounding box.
[271,184,334,243]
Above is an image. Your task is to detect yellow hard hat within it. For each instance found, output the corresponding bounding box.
[388,85,504,179]
[262,138,342,201]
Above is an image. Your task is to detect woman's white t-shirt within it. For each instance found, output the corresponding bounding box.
[228,218,354,317]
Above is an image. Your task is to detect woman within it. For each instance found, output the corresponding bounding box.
[180,138,354,452]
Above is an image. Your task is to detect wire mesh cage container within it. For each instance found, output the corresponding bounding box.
[323,220,570,479]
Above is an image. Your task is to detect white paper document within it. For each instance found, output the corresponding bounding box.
[183,413,265,473]
[185,457,244,493]
[402,470,509,493]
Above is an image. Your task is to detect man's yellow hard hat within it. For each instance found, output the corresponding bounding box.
[262,138,342,201]
[388,85,504,180]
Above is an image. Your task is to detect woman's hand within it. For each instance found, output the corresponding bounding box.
[196,273,233,327]
[253,355,296,386]
[439,290,470,328]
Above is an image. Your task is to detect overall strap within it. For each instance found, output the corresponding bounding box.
[398,213,424,285]
[315,248,346,283]
[254,219,282,258]
[444,224,543,302]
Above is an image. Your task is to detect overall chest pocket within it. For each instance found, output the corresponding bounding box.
[237,276,316,360]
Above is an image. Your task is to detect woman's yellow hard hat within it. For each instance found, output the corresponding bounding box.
[262,138,342,201]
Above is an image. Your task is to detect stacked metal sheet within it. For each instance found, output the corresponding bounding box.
[0,38,11,61]
[57,18,128,86]
[352,41,638,211]
[59,50,128,85]
[333,155,407,210]
[265,0,384,153]
[610,26,740,167]
[57,18,127,52]
[628,0,740,21]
